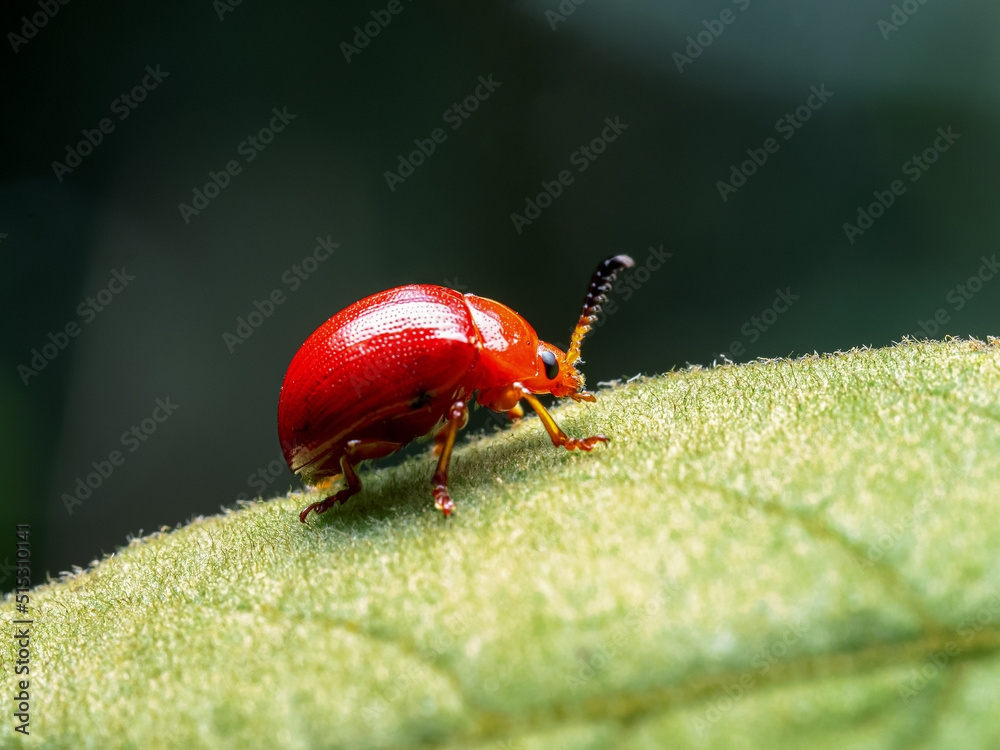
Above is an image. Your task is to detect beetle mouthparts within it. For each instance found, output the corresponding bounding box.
[564,254,636,367]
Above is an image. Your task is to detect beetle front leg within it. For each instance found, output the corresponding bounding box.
[431,400,469,516]
[514,384,608,451]
[299,439,402,522]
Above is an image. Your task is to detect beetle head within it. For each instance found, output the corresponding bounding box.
[523,254,635,401]
[517,340,590,401]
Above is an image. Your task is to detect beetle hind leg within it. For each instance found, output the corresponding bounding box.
[299,439,403,522]
[431,400,470,516]
[299,452,362,523]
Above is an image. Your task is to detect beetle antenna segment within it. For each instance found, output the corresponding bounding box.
[565,254,635,368]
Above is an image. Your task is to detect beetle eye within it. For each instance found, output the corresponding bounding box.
[540,350,559,380]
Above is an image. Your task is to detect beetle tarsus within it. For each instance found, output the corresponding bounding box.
[515,384,610,453]
[563,434,609,451]
[432,486,455,516]
[299,492,353,523]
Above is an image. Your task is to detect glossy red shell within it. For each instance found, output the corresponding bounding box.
[278,284,544,481]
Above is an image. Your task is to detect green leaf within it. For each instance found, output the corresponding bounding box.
[3,337,1000,749]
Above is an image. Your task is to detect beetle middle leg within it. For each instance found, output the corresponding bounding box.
[431,400,469,516]
[299,439,403,523]
[514,383,608,452]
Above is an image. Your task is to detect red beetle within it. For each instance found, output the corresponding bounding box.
[278,254,634,521]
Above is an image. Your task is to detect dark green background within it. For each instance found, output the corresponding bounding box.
[2,0,998,584]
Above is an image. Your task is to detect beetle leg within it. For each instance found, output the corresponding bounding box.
[431,400,469,516]
[506,403,525,421]
[514,383,608,452]
[299,439,402,522]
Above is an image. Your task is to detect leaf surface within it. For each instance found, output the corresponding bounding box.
[3,338,999,749]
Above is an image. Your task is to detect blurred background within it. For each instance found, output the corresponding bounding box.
[2,0,998,585]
